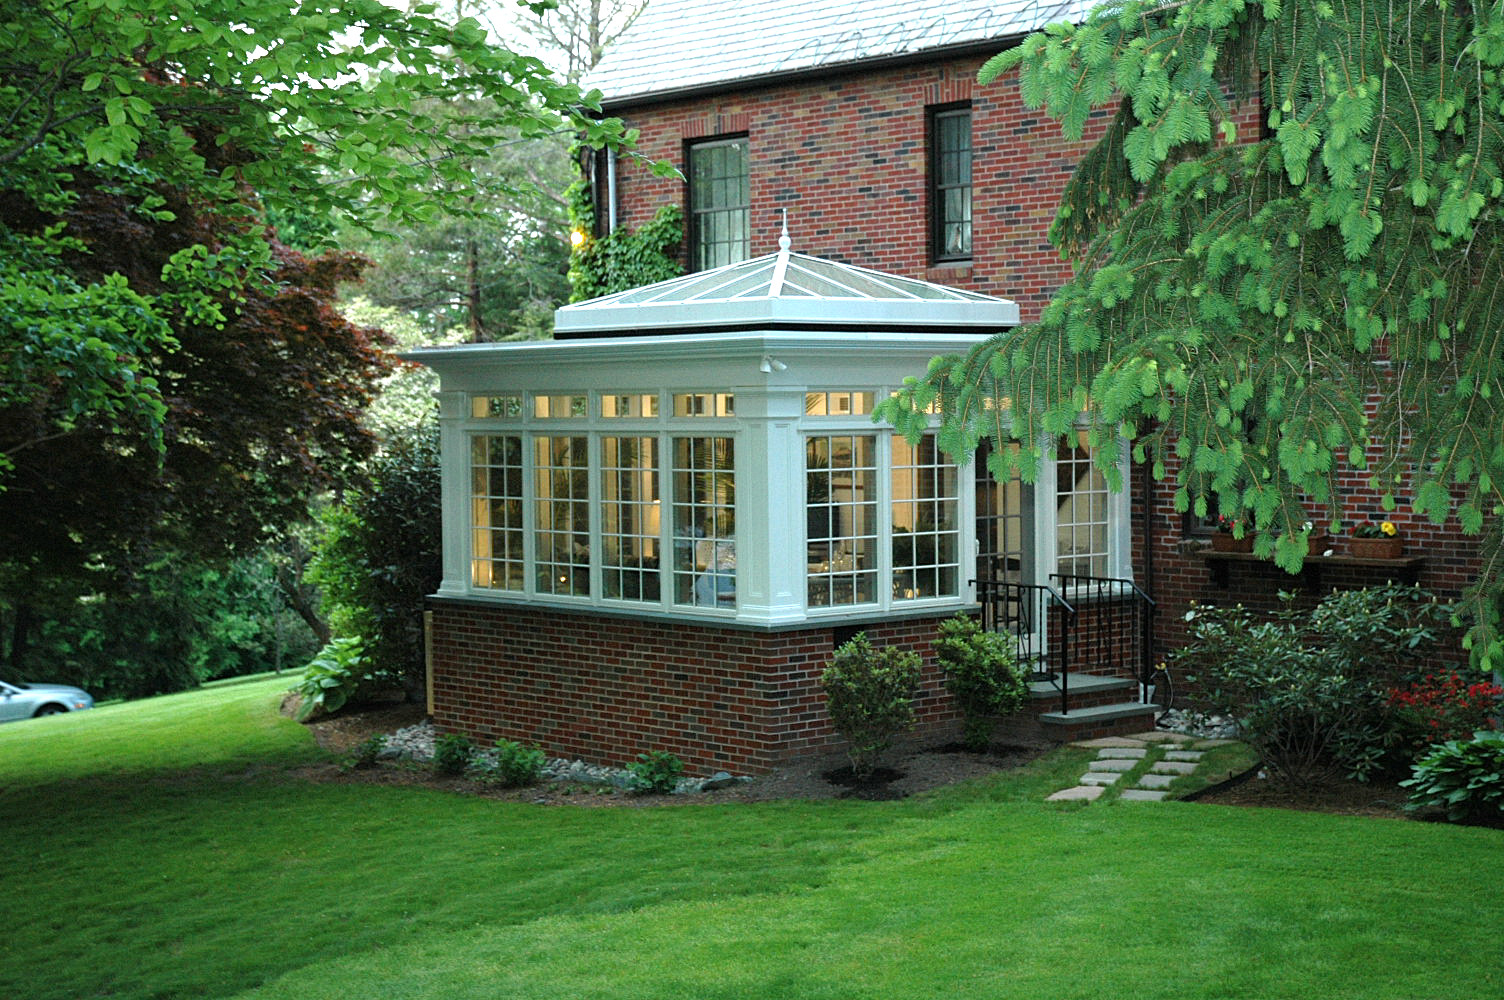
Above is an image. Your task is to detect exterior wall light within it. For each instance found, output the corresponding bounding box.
[759,355,787,373]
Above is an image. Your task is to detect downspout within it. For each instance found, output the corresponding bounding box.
[607,148,618,233]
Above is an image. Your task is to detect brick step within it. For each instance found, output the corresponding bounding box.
[1038,700,1160,742]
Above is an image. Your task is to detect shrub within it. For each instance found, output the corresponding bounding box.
[486,739,547,788]
[432,733,475,776]
[307,428,441,702]
[1386,673,1503,755]
[1177,586,1452,784]
[1401,731,1504,826]
[627,750,684,794]
[345,734,386,770]
[291,637,372,721]
[821,632,921,779]
[935,614,1029,751]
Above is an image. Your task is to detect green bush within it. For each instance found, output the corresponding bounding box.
[1401,731,1504,826]
[484,739,547,788]
[627,750,684,794]
[344,734,386,770]
[291,637,372,721]
[307,428,441,702]
[432,733,475,776]
[935,614,1030,751]
[1177,586,1453,784]
[821,632,921,779]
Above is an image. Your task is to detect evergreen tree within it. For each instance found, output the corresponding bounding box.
[881,0,1504,667]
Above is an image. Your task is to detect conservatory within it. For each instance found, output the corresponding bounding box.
[411,239,1134,773]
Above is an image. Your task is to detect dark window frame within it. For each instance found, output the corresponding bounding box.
[928,103,973,264]
[685,134,750,272]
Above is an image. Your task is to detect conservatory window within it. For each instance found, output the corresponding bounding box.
[471,435,524,591]
[891,435,960,600]
[472,394,523,419]
[534,394,587,419]
[1055,431,1111,579]
[600,437,661,602]
[670,436,736,608]
[534,436,590,597]
[806,434,879,607]
[672,392,735,418]
[602,393,659,419]
[804,391,874,416]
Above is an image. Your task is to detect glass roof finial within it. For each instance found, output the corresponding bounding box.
[778,209,791,252]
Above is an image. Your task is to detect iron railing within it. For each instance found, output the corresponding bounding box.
[972,569,1156,714]
[971,574,1076,713]
[1050,573,1157,706]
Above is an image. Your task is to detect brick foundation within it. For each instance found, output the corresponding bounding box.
[428,600,966,774]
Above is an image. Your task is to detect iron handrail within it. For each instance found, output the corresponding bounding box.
[971,575,1077,713]
[1050,573,1159,705]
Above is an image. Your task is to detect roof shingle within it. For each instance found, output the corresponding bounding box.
[584,0,1090,106]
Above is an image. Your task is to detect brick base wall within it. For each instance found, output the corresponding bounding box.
[428,601,966,775]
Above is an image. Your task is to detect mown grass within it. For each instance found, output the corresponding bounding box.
[1,677,1498,1000]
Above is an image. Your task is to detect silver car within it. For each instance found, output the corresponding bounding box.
[0,680,95,722]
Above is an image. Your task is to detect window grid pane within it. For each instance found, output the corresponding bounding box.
[806,434,879,607]
[671,437,736,608]
[600,437,661,603]
[602,394,659,419]
[1056,431,1110,578]
[976,441,1027,582]
[533,394,588,419]
[931,108,973,260]
[534,436,590,596]
[891,435,960,600]
[690,138,750,271]
[471,435,524,590]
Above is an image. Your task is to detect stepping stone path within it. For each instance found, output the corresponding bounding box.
[1045,732,1226,803]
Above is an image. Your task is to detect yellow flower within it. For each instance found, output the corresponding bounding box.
[1381,521,1398,537]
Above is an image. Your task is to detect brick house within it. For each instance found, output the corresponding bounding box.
[415,0,1482,773]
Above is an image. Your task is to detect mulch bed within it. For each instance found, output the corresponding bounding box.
[300,701,1430,819]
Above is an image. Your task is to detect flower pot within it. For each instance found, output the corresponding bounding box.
[1348,536,1403,559]
[1210,532,1254,553]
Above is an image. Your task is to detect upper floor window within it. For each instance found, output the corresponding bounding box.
[929,106,972,262]
[688,137,749,271]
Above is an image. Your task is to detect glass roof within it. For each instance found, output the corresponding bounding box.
[555,244,1019,335]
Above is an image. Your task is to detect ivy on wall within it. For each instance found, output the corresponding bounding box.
[566,177,684,301]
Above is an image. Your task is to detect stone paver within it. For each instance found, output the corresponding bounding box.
[1095,748,1148,760]
[1073,736,1150,748]
[1055,732,1246,804]
[1126,731,1195,744]
[1046,785,1105,801]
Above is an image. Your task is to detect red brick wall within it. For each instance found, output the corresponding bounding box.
[607,57,1121,323]
[607,63,1479,667]
[429,600,965,774]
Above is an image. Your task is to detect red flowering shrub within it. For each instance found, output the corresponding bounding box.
[1386,673,1503,753]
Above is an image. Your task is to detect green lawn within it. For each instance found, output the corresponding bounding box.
[1,676,1498,1000]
